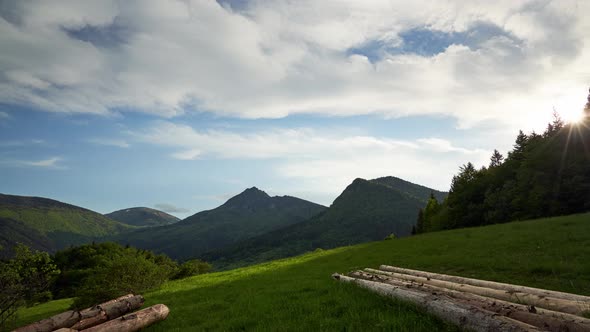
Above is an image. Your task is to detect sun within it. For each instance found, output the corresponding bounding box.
[561,108,585,124]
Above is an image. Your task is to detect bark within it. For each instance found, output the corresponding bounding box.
[71,295,144,330]
[379,265,590,303]
[352,270,590,332]
[81,304,169,332]
[14,294,143,332]
[332,273,540,332]
[13,310,81,332]
[369,268,589,316]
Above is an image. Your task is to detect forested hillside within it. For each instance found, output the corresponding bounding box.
[106,207,180,227]
[0,194,132,258]
[418,93,590,232]
[111,188,326,260]
[204,177,445,269]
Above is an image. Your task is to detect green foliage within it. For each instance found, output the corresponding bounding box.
[53,242,179,306]
[18,213,590,331]
[0,244,59,329]
[420,101,590,232]
[72,253,172,308]
[173,259,212,280]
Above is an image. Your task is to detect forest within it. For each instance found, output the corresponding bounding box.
[416,91,590,233]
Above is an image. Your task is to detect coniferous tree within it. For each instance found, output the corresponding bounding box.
[584,87,590,118]
[489,149,504,167]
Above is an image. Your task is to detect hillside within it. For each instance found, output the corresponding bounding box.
[16,213,590,331]
[204,177,444,269]
[0,194,132,257]
[111,187,326,260]
[105,207,180,227]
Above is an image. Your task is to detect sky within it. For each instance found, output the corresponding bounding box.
[1,0,589,218]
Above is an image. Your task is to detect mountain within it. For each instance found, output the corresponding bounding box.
[110,187,327,260]
[203,176,447,269]
[105,207,180,227]
[0,193,132,258]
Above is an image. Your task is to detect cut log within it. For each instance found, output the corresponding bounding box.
[368,268,589,316]
[351,270,590,332]
[14,294,143,332]
[333,273,540,332]
[81,304,169,332]
[13,310,81,332]
[72,295,144,330]
[380,265,590,303]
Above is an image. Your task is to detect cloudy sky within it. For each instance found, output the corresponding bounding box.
[1,0,589,218]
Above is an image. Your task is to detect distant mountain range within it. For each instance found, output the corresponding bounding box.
[0,176,446,265]
[0,193,131,258]
[106,207,180,227]
[203,176,447,269]
[109,187,327,260]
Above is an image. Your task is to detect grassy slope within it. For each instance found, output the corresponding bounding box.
[15,213,590,331]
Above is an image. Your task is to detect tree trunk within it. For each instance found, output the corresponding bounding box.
[379,265,590,303]
[351,270,590,332]
[332,273,540,332]
[81,304,169,332]
[71,295,144,330]
[14,294,143,332]
[368,268,589,316]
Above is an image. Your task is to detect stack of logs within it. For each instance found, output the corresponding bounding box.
[333,265,590,332]
[13,294,169,332]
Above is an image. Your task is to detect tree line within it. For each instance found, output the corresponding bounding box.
[416,90,590,233]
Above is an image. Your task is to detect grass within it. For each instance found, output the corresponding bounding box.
[14,213,590,331]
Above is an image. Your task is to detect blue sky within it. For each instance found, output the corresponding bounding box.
[1,1,589,218]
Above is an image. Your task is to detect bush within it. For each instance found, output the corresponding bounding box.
[72,253,173,308]
[173,259,212,280]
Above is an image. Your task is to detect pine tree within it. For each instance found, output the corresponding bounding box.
[585,87,590,118]
[489,149,504,167]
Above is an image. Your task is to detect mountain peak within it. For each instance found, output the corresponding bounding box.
[222,186,271,208]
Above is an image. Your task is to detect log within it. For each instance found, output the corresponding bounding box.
[14,294,143,332]
[351,270,590,332]
[13,310,81,332]
[380,265,590,303]
[368,268,589,316]
[71,295,145,330]
[332,273,540,332]
[81,304,169,332]
[54,329,78,332]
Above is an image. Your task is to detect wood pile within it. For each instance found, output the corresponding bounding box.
[333,265,590,332]
[13,294,169,332]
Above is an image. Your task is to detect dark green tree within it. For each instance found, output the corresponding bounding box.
[489,149,504,168]
[0,245,59,329]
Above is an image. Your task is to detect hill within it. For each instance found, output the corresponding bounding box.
[0,193,132,257]
[110,187,326,260]
[204,176,446,269]
[105,207,180,227]
[16,213,590,331]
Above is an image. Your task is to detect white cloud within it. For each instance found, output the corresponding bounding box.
[1,157,67,169]
[0,1,588,130]
[132,121,490,192]
[153,203,189,214]
[0,111,9,119]
[88,138,130,148]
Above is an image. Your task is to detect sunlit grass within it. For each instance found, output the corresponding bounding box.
[14,213,590,331]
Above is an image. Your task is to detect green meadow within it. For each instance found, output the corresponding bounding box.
[15,213,590,331]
